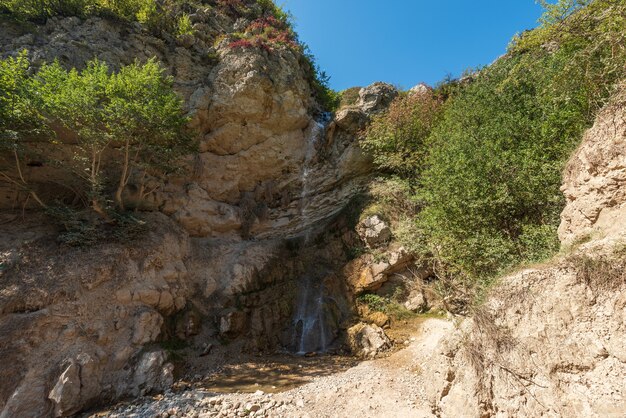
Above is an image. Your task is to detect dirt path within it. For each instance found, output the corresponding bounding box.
[91,318,453,418]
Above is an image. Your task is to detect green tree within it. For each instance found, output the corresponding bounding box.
[0,51,48,207]
[36,59,112,217]
[35,57,192,215]
[105,58,190,210]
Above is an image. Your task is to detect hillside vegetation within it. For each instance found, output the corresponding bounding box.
[362,0,626,305]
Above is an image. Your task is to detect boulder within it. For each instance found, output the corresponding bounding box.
[366,311,390,328]
[357,82,399,114]
[356,215,392,248]
[48,354,102,418]
[404,291,427,313]
[407,83,433,96]
[346,246,415,293]
[334,107,369,133]
[48,361,81,417]
[132,351,174,397]
[347,323,391,357]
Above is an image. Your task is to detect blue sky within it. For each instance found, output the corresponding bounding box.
[282,0,545,91]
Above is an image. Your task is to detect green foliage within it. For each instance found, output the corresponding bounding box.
[357,293,416,320]
[363,92,443,178]
[358,1,626,305]
[0,52,191,236]
[308,63,340,112]
[417,0,626,282]
[0,50,50,206]
[357,293,387,312]
[176,12,193,36]
[0,50,45,149]
[33,57,191,214]
[338,86,361,108]
[0,0,190,35]
[256,0,290,24]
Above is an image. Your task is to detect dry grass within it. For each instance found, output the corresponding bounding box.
[568,244,626,293]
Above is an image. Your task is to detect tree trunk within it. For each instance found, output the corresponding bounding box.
[115,139,130,211]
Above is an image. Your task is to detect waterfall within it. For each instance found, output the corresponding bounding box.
[292,114,335,354]
[298,113,331,242]
[293,272,335,354]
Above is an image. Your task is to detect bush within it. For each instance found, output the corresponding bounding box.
[0,50,49,207]
[363,91,443,178]
[357,293,416,320]
[32,57,192,216]
[417,0,626,281]
[338,86,361,108]
[0,53,192,243]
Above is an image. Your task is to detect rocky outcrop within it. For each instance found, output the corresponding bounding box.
[0,213,189,417]
[356,215,392,248]
[0,14,387,242]
[559,82,626,245]
[423,246,626,418]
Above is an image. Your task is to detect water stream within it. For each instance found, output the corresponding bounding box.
[292,114,336,354]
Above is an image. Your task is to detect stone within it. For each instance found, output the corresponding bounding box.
[357,82,399,114]
[132,351,174,397]
[356,215,392,248]
[245,403,260,412]
[407,83,433,96]
[219,310,247,338]
[346,246,415,293]
[132,310,164,345]
[48,360,81,417]
[366,311,390,328]
[404,291,427,313]
[347,323,391,357]
[334,107,369,133]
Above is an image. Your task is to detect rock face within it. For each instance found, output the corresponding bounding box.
[559,82,626,245]
[0,9,401,416]
[423,250,626,418]
[356,82,399,114]
[344,243,415,294]
[0,214,188,417]
[420,82,626,418]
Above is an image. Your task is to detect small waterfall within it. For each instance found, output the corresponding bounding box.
[298,113,331,242]
[292,272,336,354]
[292,114,336,354]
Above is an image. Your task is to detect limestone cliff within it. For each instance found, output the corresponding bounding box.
[0,8,396,417]
[421,83,626,418]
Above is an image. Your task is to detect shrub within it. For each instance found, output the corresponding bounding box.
[363,91,444,178]
[338,86,361,108]
[176,12,193,36]
[417,0,626,281]
[357,293,416,320]
[0,53,193,227]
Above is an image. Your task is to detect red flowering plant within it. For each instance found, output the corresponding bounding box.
[228,16,298,51]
